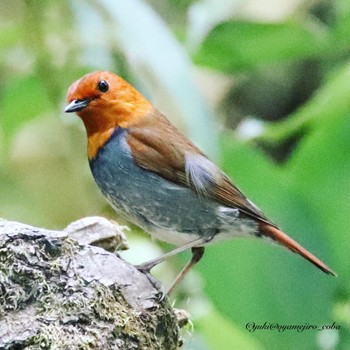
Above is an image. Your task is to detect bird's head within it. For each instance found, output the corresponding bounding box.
[65,71,152,134]
[65,71,153,158]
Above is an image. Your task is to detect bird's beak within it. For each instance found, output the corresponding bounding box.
[65,99,90,113]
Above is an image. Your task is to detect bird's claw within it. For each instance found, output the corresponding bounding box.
[134,262,154,273]
[135,264,166,299]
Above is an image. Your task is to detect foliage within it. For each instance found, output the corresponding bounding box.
[1,0,350,349]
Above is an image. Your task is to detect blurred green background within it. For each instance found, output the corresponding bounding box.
[1,0,350,349]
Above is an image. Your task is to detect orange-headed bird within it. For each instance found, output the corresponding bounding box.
[65,71,336,294]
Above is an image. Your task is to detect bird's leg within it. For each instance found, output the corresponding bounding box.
[135,236,208,273]
[166,246,205,295]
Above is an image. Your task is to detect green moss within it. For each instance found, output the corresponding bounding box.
[0,226,180,349]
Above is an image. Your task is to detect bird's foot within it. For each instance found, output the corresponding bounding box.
[135,265,166,300]
[135,261,158,273]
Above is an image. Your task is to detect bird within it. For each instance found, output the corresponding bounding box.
[65,71,336,294]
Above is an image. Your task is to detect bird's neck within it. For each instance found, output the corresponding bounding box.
[87,127,116,160]
[84,103,154,160]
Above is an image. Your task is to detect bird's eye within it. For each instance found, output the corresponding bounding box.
[97,80,109,93]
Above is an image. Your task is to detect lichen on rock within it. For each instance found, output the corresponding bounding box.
[0,219,181,349]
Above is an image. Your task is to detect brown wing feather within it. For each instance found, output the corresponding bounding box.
[127,109,197,183]
[205,175,271,222]
[127,108,273,224]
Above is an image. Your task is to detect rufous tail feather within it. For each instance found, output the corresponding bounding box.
[259,222,337,276]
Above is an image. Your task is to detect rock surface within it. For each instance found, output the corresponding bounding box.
[0,218,180,349]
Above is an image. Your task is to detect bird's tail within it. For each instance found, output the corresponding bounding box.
[259,222,337,276]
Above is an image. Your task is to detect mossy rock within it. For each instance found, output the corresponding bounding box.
[0,219,181,349]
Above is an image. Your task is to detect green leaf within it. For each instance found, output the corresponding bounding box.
[287,113,350,276]
[258,64,350,145]
[194,20,330,72]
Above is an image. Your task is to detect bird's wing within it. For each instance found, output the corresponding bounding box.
[126,110,273,224]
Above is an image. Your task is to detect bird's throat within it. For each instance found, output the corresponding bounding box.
[87,127,116,160]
